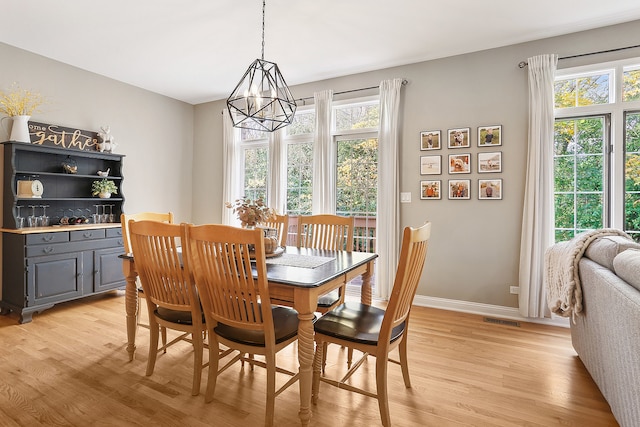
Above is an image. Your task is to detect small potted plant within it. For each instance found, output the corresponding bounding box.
[92,178,118,198]
[225,196,274,228]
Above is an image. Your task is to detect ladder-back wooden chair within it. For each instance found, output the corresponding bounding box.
[128,220,207,396]
[296,214,354,312]
[311,222,431,427]
[121,212,174,345]
[185,223,300,427]
[263,214,289,247]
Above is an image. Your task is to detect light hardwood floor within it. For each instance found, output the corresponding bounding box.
[0,292,618,426]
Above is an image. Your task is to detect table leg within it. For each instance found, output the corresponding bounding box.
[360,260,374,305]
[122,259,138,361]
[297,311,316,426]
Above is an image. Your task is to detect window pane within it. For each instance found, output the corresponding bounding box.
[337,137,378,253]
[286,110,315,136]
[623,66,640,102]
[553,116,606,242]
[335,103,379,131]
[243,146,268,201]
[286,142,313,215]
[241,128,267,141]
[625,112,640,241]
[555,73,610,108]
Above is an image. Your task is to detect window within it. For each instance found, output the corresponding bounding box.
[240,128,268,202]
[554,59,640,242]
[553,116,609,241]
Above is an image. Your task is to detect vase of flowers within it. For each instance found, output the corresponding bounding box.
[225,197,274,228]
[0,83,45,143]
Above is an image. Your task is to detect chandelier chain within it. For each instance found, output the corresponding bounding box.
[261,0,265,60]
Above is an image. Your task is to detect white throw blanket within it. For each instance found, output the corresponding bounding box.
[545,228,631,322]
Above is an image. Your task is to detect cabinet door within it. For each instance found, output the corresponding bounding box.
[26,252,84,306]
[94,247,126,292]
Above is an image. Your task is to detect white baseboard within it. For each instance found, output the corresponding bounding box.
[411,295,570,328]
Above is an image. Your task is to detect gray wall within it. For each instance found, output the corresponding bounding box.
[193,19,640,310]
[2,19,640,312]
[0,42,195,224]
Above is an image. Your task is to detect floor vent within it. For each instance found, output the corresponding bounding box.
[483,317,520,327]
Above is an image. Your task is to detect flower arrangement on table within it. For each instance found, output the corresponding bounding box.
[225,196,274,228]
[0,83,45,117]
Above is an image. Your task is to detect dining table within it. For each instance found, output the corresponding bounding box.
[120,245,377,426]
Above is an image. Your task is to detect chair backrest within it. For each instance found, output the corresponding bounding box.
[121,211,174,254]
[381,222,431,343]
[128,220,201,319]
[185,224,275,343]
[296,214,354,252]
[263,214,289,247]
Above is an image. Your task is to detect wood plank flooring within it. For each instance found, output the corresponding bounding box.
[0,292,618,426]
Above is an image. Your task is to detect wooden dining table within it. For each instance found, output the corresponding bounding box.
[121,245,377,426]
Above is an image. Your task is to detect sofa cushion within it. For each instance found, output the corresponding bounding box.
[584,235,640,270]
[612,248,640,292]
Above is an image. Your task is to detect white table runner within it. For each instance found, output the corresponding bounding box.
[264,253,334,269]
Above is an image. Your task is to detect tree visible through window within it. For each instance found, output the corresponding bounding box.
[554,59,640,243]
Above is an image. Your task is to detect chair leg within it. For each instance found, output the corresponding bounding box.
[376,356,391,427]
[398,335,412,388]
[205,333,220,403]
[146,318,160,377]
[347,347,354,369]
[265,353,276,427]
[321,342,328,374]
[191,330,204,396]
[312,339,324,404]
[161,326,168,352]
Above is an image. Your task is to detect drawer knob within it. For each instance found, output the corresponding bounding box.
[43,246,54,254]
[43,235,54,242]
[83,232,93,238]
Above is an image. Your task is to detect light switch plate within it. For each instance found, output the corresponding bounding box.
[400,192,411,203]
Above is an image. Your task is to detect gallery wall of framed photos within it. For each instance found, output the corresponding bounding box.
[420,125,503,201]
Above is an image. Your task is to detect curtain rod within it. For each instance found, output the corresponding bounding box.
[295,78,408,104]
[518,44,640,68]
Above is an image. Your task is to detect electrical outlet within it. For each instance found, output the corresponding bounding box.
[400,192,411,203]
[509,286,519,294]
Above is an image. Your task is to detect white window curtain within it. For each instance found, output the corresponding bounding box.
[518,54,558,318]
[312,90,335,214]
[267,129,287,214]
[221,109,242,226]
[376,78,403,300]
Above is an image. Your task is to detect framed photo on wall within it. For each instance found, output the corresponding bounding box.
[448,127,470,148]
[479,179,502,199]
[420,130,441,150]
[420,155,441,175]
[448,179,470,199]
[448,153,471,174]
[478,125,502,147]
[420,180,441,199]
[478,151,502,173]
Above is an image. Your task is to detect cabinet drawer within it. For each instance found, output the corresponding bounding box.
[106,228,123,238]
[26,232,69,245]
[70,229,106,241]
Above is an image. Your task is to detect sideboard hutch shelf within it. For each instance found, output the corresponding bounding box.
[1,141,126,323]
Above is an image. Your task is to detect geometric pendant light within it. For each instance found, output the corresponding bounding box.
[226,0,296,132]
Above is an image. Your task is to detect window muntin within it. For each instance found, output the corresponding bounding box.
[554,70,613,108]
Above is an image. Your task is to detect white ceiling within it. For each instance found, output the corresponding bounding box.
[3,1,640,105]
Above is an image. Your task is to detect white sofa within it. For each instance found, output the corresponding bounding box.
[571,236,640,427]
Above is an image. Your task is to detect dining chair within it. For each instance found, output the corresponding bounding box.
[263,213,289,247]
[128,220,207,396]
[296,214,354,312]
[311,221,431,427]
[121,212,174,345]
[185,223,301,427]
